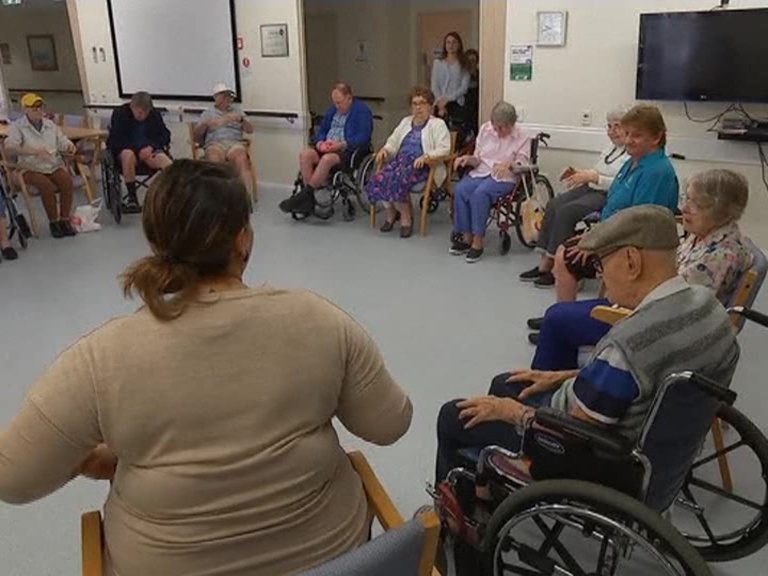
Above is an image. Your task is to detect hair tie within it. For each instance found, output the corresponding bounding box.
[160,253,182,266]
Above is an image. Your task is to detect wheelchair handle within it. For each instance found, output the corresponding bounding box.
[537,132,551,147]
[728,306,768,329]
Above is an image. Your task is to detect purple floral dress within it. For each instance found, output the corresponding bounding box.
[366,122,429,203]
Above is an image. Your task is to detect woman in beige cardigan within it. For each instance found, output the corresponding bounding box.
[366,86,451,238]
[0,160,413,576]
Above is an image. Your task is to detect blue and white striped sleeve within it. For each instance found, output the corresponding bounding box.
[572,345,639,424]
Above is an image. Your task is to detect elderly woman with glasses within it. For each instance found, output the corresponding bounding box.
[529,168,752,368]
[366,86,451,238]
[519,107,630,287]
[449,101,531,263]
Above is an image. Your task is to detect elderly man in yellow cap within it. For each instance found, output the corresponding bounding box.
[435,205,740,483]
[193,83,254,198]
[4,93,78,238]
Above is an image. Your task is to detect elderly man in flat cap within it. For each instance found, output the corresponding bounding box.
[435,205,740,483]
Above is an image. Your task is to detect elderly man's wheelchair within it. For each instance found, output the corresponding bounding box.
[100,147,171,224]
[0,167,31,249]
[430,371,740,576]
[288,146,376,221]
[490,132,554,254]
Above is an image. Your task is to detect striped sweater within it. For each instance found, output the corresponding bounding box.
[552,277,739,440]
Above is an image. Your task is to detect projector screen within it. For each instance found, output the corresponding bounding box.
[107,0,240,101]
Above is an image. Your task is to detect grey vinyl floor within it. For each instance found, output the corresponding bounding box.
[1,185,767,575]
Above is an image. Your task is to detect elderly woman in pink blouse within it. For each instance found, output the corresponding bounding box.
[449,101,531,263]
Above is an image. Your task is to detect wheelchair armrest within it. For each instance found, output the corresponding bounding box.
[512,164,537,175]
[534,407,632,456]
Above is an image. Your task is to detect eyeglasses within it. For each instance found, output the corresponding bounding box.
[411,100,430,108]
[589,247,622,274]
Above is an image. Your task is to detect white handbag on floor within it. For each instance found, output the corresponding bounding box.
[71,199,103,233]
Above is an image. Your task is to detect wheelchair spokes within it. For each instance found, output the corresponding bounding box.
[486,483,708,576]
[669,404,768,561]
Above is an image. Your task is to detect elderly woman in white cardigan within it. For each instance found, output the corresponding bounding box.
[367,86,451,238]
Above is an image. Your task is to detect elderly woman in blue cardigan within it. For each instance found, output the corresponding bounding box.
[280,82,373,216]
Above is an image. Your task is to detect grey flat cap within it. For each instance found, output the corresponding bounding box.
[578,205,679,255]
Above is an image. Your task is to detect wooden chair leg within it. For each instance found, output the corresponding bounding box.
[711,417,733,493]
[81,511,104,576]
[77,162,95,203]
[420,171,436,237]
[370,204,376,228]
[17,176,41,237]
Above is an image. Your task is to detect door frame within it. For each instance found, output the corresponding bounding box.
[478,0,506,123]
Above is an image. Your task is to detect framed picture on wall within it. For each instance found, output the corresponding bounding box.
[27,35,58,71]
[0,43,11,65]
[260,24,289,58]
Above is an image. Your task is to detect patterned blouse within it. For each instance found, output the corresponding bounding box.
[677,221,752,305]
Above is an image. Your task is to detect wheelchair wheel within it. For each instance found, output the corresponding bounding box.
[16,215,29,249]
[101,154,122,224]
[16,213,32,240]
[499,231,512,256]
[354,155,376,213]
[420,194,441,214]
[342,198,356,222]
[670,404,768,562]
[483,479,711,576]
[513,174,554,249]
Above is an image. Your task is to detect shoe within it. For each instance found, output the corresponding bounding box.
[380,220,395,233]
[519,266,543,282]
[49,221,64,238]
[533,272,555,288]
[528,332,540,346]
[527,317,544,330]
[400,225,412,238]
[122,193,142,214]
[279,188,314,215]
[465,247,484,263]
[449,238,471,255]
[1,246,18,260]
[60,220,77,237]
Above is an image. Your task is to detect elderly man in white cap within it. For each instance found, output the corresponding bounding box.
[435,205,740,483]
[193,83,254,198]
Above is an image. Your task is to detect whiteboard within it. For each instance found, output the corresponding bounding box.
[107,0,240,100]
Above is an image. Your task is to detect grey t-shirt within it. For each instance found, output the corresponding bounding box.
[200,106,244,145]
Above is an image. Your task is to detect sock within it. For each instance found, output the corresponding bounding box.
[126,181,137,198]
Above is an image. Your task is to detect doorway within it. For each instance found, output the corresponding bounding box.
[417,10,474,87]
[0,0,84,117]
[303,10,339,123]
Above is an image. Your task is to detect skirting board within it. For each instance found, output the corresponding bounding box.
[521,123,764,167]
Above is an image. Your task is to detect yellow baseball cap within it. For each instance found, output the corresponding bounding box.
[20,93,44,107]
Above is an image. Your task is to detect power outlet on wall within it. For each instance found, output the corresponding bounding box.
[517,107,525,122]
[581,110,592,126]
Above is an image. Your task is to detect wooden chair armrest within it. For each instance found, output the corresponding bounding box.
[347,451,404,531]
[590,304,632,325]
[425,154,454,167]
[81,510,104,576]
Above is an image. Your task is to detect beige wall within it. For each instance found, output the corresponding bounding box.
[0,1,83,113]
[504,0,768,248]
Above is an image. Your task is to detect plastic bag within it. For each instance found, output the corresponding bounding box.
[71,199,102,233]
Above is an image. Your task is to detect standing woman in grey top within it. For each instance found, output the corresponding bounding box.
[431,32,470,127]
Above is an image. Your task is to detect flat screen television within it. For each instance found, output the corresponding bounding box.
[636,8,768,103]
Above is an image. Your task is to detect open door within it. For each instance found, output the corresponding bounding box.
[417,11,473,86]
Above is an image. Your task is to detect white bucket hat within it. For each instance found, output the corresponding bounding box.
[212,83,236,97]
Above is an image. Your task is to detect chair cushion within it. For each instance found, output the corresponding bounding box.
[297,518,425,576]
